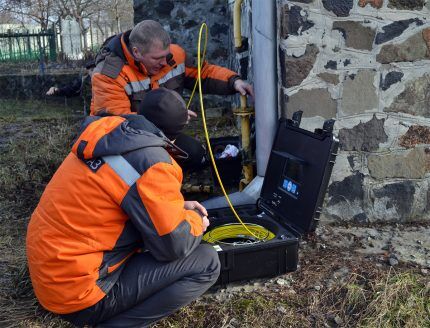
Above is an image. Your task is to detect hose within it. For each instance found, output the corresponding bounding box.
[189,23,269,242]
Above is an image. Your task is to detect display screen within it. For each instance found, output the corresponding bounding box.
[281,178,299,197]
[283,159,301,183]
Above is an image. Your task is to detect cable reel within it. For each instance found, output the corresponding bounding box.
[202,223,275,245]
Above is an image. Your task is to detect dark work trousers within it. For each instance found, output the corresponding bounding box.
[173,133,207,172]
[61,244,220,328]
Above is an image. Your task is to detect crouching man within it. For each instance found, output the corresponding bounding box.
[26,88,220,327]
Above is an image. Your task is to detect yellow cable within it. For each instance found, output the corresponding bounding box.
[186,25,207,110]
[203,223,275,244]
[194,23,263,241]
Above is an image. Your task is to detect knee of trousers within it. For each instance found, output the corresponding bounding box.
[193,244,221,283]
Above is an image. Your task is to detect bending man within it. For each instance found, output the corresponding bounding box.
[91,20,253,171]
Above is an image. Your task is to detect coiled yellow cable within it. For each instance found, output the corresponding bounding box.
[188,23,270,243]
[203,223,275,244]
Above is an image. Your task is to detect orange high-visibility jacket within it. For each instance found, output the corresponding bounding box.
[90,30,240,115]
[26,115,204,314]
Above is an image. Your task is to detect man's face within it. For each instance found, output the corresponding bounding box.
[133,40,170,76]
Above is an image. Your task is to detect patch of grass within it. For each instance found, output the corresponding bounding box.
[0,104,79,327]
[359,271,430,328]
[0,120,78,204]
[155,292,311,328]
[0,99,83,122]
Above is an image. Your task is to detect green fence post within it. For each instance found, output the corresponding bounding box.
[49,27,57,61]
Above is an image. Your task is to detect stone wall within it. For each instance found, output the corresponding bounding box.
[279,0,430,222]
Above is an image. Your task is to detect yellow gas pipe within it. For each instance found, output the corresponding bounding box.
[234,96,254,191]
[234,0,244,49]
[233,0,254,190]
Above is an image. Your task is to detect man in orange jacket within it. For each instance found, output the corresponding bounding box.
[26,88,220,327]
[91,19,253,171]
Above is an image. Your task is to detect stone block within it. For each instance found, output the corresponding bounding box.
[324,60,337,70]
[341,70,378,116]
[377,32,429,63]
[399,125,430,148]
[155,0,175,16]
[281,4,314,39]
[380,71,404,91]
[333,21,376,51]
[385,74,430,117]
[388,0,425,10]
[367,148,428,179]
[375,19,423,45]
[338,116,388,151]
[322,0,353,17]
[422,28,430,53]
[318,72,340,85]
[328,173,364,205]
[358,0,383,9]
[371,181,415,221]
[280,44,319,88]
[284,88,337,119]
[326,173,365,220]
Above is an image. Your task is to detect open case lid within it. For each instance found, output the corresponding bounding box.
[259,115,339,236]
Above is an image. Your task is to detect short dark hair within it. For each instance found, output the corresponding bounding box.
[130,20,171,53]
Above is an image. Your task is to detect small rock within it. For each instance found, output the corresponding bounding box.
[417,240,423,245]
[319,243,327,250]
[227,318,239,327]
[314,285,321,291]
[389,257,399,266]
[334,315,343,325]
[421,268,428,275]
[277,305,288,314]
[276,278,288,286]
[368,229,379,239]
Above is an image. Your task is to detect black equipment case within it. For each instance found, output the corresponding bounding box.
[205,114,339,286]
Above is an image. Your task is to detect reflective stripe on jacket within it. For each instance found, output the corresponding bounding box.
[90,30,240,115]
[26,115,204,314]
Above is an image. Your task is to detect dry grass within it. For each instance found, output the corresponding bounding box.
[0,100,429,328]
[0,100,79,327]
[154,252,430,328]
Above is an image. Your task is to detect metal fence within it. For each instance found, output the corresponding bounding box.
[0,28,57,62]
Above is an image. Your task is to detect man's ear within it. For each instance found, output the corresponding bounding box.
[131,46,140,58]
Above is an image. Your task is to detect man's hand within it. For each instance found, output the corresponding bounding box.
[202,216,210,232]
[46,86,58,96]
[184,201,210,232]
[184,200,207,216]
[233,79,254,98]
[187,110,197,123]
